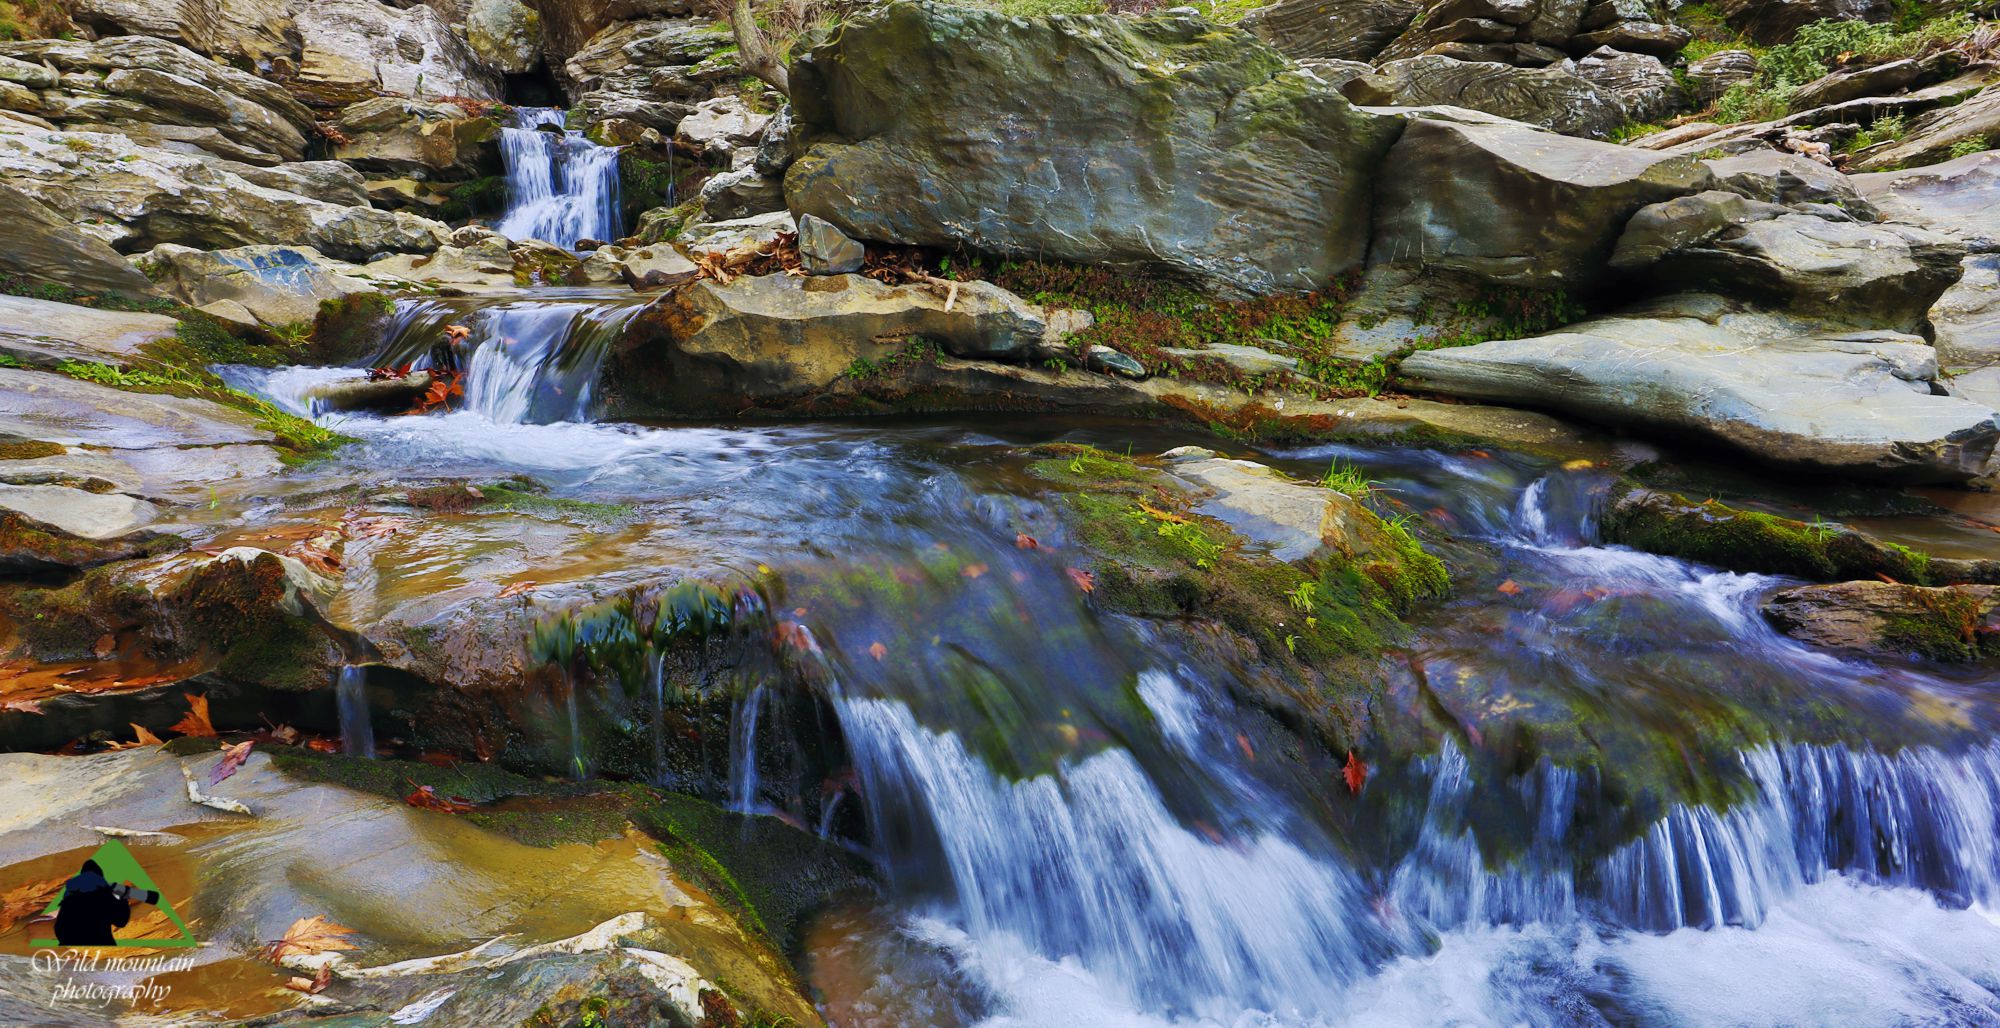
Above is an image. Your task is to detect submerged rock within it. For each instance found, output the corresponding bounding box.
[1764,580,2000,661]
[784,2,1400,296]
[1399,296,2000,482]
[0,484,171,572]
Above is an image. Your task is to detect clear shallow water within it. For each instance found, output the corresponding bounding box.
[228,322,2000,1026]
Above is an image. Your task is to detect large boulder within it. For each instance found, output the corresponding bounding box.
[1575,47,1682,124]
[1855,149,2000,250]
[136,244,389,327]
[1764,581,2000,661]
[1345,57,1627,138]
[1684,49,1758,103]
[562,17,736,129]
[0,35,314,163]
[0,183,163,299]
[0,124,448,260]
[1398,294,2000,482]
[294,0,502,105]
[65,0,296,70]
[330,97,502,178]
[627,272,1052,407]
[784,3,1401,297]
[1933,254,2000,372]
[0,294,176,367]
[1369,113,1711,288]
[1240,0,1422,62]
[1714,0,1892,45]
[1611,195,1965,330]
[1703,149,1868,209]
[466,0,544,74]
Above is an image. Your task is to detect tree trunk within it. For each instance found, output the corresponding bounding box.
[730,0,790,96]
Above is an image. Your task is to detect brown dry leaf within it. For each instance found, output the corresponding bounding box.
[867,642,888,661]
[1066,567,1096,594]
[498,580,536,599]
[262,915,360,964]
[305,737,340,754]
[1015,533,1039,550]
[93,634,116,659]
[169,693,217,738]
[404,785,475,814]
[1,698,44,715]
[284,965,334,995]
[960,563,989,580]
[210,740,253,786]
[269,724,300,746]
[105,722,165,750]
[1137,502,1188,524]
[123,906,189,941]
[0,878,63,934]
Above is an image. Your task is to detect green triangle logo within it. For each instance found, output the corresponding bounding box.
[32,838,196,948]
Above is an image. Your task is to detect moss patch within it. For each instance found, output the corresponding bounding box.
[0,440,66,460]
[309,292,397,366]
[1602,487,1940,583]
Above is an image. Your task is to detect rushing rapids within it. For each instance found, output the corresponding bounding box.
[494,107,623,251]
[214,298,2000,1027]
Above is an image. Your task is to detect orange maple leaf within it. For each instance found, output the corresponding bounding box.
[1343,751,1368,796]
[169,694,217,738]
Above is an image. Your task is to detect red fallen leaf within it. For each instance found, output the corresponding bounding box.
[1343,750,1368,795]
[1466,449,1492,459]
[1496,580,1523,596]
[1191,819,1226,845]
[867,642,888,661]
[211,740,253,786]
[498,580,536,599]
[1015,533,1039,550]
[404,785,474,813]
[774,622,820,656]
[170,693,217,738]
[93,633,116,658]
[961,563,989,580]
[1235,733,1255,761]
[1065,567,1096,594]
[305,736,340,753]
[54,738,86,756]
[1,699,43,715]
[284,964,334,995]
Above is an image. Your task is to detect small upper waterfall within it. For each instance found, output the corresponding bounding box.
[496,107,622,250]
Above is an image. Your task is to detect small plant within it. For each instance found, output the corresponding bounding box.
[1286,580,1320,613]
[1949,136,1993,159]
[1319,459,1372,497]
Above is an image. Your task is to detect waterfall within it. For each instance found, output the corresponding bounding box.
[372,296,648,425]
[728,685,766,814]
[495,107,622,250]
[837,690,1379,1021]
[336,666,374,758]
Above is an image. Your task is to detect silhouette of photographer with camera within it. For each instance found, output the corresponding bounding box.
[52,858,157,946]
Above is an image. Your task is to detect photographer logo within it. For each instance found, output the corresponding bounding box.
[34,838,195,948]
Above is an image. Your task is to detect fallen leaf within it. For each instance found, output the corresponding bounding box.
[773,622,820,656]
[1,699,43,715]
[305,737,340,753]
[1466,450,1492,459]
[132,723,163,746]
[1343,751,1368,795]
[498,580,536,599]
[1065,567,1096,594]
[93,633,116,658]
[0,877,63,934]
[961,563,989,580]
[1235,733,1255,761]
[284,965,334,995]
[405,785,475,814]
[169,693,217,738]
[1561,459,1595,471]
[123,905,188,941]
[1496,580,1523,596]
[867,642,888,661]
[1015,533,1039,550]
[211,740,253,786]
[262,915,359,964]
[268,724,299,746]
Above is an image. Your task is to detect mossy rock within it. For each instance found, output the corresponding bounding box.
[310,291,398,366]
[1601,486,1954,584]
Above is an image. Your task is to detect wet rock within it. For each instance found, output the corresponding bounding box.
[675,210,795,262]
[785,3,1399,296]
[1370,113,1711,288]
[797,214,864,276]
[137,244,388,327]
[1612,202,1964,330]
[1934,255,2000,372]
[0,186,162,298]
[1715,0,1891,45]
[366,243,516,289]
[1400,295,2000,482]
[1599,486,1980,582]
[1240,0,1422,62]
[1764,581,2000,660]
[1855,150,2000,250]
[1576,47,1683,124]
[696,165,787,222]
[0,294,176,367]
[294,0,502,105]
[0,366,274,452]
[466,0,544,74]
[1345,56,1627,138]
[0,484,168,572]
[1162,450,1392,563]
[582,116,657,147]
[1086,345,1148,379]
[305,372,435,413]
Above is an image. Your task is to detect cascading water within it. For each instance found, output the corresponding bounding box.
[495,107,622,250]
[336,665,375,758]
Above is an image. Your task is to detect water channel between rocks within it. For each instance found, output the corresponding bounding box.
[209,283,2000,1027]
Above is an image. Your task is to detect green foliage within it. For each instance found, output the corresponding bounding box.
[842,339,943,380]
[620,152,712,222]
[1319,459,1372,497]
[434,176,509,222]
[1711,14,1982,124]
[1844,112,1910,152]
[1608,122,1668,143]
[1949,135,1994,158]
[53,360,349,460]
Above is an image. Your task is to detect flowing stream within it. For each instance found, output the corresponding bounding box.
[227,286,2000,1027]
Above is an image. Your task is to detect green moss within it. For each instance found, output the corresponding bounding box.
[0,440,65,459]
[433,175,509,222]
[309,292,397,366]
[53,360,350,461]
[1882,586,1993,661]
[842,339,942,381]
[620,152,713,223]
[1602,488,1938,583]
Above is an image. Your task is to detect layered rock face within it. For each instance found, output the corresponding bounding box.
[784,4,1402,296]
